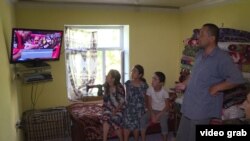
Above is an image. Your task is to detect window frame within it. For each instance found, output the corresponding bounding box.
[64,25,129,85]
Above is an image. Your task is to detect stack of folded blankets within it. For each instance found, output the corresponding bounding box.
[179,29,200,82]
[218,28,250,120]
[180,28,250,120]
[218,28,250,75]
[222,83,248,120]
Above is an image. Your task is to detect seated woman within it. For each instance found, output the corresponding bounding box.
[101,69,125,141]
[140,71,170,141]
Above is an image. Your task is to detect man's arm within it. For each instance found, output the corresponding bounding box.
[209,81,239,96]
[215,53,246,95]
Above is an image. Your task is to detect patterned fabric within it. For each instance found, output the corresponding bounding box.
[181,30,200,83]
[182,45,200,58]
[222,105,245,120]
[67,103,116,141]
[101,84,125,129]
[219,28,250,42]
[218,42,250,65]
[181,57,194,66]
[67,102,167,141]
[223,84,248,109]
[183,39,199,47]
[190,28,250,42]
[218,42,250,52]
[178,68,190,83]
[179,55,193,81]
[191,29,200,40]
[65,27,98,100]
[123,80,148,130]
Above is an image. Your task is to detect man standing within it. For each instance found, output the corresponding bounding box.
[175,23,245,141]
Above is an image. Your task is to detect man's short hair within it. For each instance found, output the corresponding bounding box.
[203,23,219,43]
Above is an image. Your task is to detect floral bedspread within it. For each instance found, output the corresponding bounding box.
[67,103,116,141]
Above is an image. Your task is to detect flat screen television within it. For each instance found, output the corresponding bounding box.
[10,28,63,67]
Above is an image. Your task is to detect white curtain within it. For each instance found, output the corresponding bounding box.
[65,27,97,101]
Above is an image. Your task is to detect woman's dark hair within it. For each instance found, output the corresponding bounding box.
[109,69,121,85]
[104,69,122,95]
[134,64,147,83]
[154,71,166,84]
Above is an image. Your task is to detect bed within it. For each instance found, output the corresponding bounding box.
[67,100,181,141]
[67,102,114,141]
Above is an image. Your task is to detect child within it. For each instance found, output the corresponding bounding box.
[123,64,148,141]
[101,69,125,141]
[140,71,170,141]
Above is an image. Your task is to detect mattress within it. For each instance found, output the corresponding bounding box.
[67,102,180,141]
[67,102,116,141]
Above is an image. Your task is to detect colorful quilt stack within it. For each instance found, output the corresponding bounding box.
[179,29,200,82]
[218,28,250,120]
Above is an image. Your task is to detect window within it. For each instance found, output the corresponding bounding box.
[64,25,129,100]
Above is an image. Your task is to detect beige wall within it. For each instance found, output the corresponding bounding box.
[15,0,250,111]
[15,4,181,111]
[180,0,250,41]
[0,1,22,141]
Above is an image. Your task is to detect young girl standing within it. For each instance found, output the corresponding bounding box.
[123,64,148,141]
[101,69,125,141]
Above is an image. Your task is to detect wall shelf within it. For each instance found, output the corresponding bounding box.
[15,63,53,84]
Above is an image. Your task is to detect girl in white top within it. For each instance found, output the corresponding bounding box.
[140,71,170,141]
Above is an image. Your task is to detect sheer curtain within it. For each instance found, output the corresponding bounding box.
[65,27,97,101]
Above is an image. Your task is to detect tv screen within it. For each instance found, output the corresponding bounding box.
[10,28,63,65]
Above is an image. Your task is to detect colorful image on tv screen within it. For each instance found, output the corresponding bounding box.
[11,29,63,62]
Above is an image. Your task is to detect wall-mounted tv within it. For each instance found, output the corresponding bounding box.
[10,28,63,67]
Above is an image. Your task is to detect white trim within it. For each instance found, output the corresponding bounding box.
[123,25,130,82]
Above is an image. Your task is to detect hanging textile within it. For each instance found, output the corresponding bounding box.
[65,27,98,100]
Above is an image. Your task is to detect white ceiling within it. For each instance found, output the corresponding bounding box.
[17,0,235,9]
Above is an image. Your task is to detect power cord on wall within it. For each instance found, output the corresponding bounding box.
[30,83,45,110]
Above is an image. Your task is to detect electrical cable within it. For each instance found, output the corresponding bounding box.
[31,83,35,109]
[35,83,45,106]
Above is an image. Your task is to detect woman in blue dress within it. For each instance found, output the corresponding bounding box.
[123,65,148,141]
